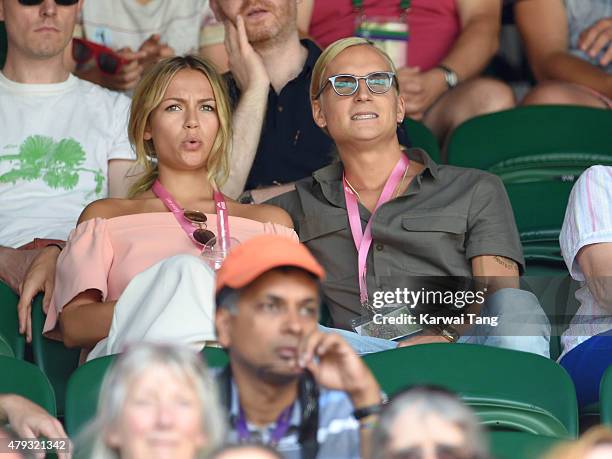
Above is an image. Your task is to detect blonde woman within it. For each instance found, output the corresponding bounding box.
[79,343,225,459]
[42,55,295,359]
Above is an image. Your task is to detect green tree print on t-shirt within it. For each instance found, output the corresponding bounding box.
[0,135,105,197]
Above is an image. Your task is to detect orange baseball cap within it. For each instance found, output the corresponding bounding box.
[215,235,325,293]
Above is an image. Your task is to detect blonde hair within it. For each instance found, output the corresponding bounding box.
[128,55,232,197]
[310,37,398,101]
[77,344,226,459]
[542,426,612,459]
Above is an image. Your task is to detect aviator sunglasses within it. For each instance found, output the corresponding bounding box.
[183,210,216,245]
[314,71,398,99]
[18,0,79,5]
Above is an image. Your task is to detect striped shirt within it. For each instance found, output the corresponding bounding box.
[225,380,361,459]
[559,165,612,358]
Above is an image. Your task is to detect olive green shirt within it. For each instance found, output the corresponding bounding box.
[269,149,524,330]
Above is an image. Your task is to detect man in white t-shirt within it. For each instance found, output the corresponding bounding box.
[0,0,136,341]
[70,0,227,91]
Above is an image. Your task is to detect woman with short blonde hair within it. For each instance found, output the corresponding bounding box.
[80,343,225,459]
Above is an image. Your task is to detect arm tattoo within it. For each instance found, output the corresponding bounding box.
[494,256,518,272]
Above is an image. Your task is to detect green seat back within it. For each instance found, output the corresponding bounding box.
[601,365,612,425]
[0,355,56,416]
[65,347,229,436]
[0,282,25,358]
[31,295,80,417]
[65,355,114,437]
[447,106,612,183]
[403,119,440,163]
[363,343,578,437]
[489,431,561,459]
[0,334,14,357]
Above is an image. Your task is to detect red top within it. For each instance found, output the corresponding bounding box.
[309,0,460,71]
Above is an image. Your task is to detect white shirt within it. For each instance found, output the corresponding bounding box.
[78,0,223,55]
[559,165,612,358]
[0,72,134,247]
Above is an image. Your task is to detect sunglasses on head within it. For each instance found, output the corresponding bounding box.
[72,38,129,75]
[314,71,397,99]
[183,210,216,245]
[18,0,79,5]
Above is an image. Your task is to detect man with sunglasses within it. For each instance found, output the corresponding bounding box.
[270,38,550,357]
[210,0,335,204]
[0,0,136,342]
[214,235,382,459]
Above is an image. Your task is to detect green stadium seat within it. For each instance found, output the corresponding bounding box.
[601,365,612,425]
[447,106,612,184]
[403,118,440,163]
[31,296,80,417]
[363,343,578,438]
[0,334,14,357]
[65,347,229,436]
[0,355,56,416]
[0,282,25,359]
[489,431,561,459]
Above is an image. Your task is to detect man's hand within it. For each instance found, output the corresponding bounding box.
[0,394,70,459]
[298,332,381,408]
[397,67,448,120]
[579,17,612,66]
[224,14,270,92]
[138,34,175,70]
[17,246,60,343]
[98,47,147,91]
[397,333,449,348]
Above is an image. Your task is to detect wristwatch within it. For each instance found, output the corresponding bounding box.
[439,326,460,343]
[436,65,459,89]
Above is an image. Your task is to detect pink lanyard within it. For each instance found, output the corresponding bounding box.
[152,179,231,247]
[343,154,410,310]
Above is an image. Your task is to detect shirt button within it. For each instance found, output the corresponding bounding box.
[376,243,384,251]
[278,105,284,112]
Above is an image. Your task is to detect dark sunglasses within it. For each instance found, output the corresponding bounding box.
[314,71,397,99]
[72,38,129,75]
[183,210,216,245]
[18,0,79,5]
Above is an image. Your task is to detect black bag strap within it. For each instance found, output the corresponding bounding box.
[217,365,320,459]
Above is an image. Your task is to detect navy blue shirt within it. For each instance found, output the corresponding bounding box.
[226,40,335,190]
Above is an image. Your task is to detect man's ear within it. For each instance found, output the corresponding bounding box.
[396,93,406,124]
[215,308,232,348]
[311,99,327,130]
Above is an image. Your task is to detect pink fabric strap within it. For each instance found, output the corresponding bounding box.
[343,154,410,309]
[213,190,231,251]
[152,180,230,246]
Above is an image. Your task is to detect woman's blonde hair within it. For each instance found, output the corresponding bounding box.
[542,426,612,459]
[309,37,398,101]
[128,55,232,197]
[77,343,226,459]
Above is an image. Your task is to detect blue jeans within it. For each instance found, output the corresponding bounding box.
[320,288,551,358]
[560,329,612,408]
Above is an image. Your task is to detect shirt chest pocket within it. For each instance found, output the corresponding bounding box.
[299,213,355,281]
[400,214,467,252]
